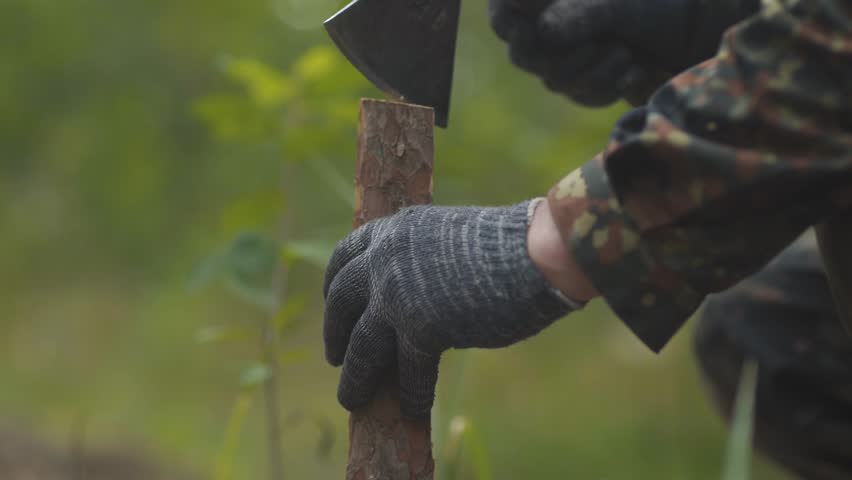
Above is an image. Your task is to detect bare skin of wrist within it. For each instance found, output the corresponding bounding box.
[528,199,599,302]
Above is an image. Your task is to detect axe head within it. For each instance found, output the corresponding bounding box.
[325,0,460,128]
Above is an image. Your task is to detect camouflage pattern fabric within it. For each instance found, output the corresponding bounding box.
[548,0,852,351]
[695,235,852,479]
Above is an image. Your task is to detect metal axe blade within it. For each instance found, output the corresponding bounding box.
[324,0,460,128]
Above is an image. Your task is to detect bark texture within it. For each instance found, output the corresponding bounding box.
[347,98,435,480]
[816,215,852,337]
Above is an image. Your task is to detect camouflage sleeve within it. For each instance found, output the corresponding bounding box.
[547,0,852,352]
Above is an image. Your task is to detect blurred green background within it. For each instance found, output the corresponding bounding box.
[0,0,790,478]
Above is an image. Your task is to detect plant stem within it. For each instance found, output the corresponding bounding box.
[262,306,286,480]
[261,161,292,480]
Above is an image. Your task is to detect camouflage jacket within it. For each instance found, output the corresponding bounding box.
[547,0,852,352]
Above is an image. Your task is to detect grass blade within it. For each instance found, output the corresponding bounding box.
[721,359,759,480]
[214,393,254,480]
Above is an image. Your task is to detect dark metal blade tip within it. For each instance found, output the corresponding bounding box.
[323,0,458,129]
[435,114,448,129]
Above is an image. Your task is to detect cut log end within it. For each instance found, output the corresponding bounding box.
[353,99,434,230]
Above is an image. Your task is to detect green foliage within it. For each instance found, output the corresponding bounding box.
[192,232,280,311]
[190,43,365,479]
[282,241,335,270]
[194,45,371,160]
[0,0,793,479]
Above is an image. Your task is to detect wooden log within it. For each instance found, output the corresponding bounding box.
[816,215,852,337]
[346,98,435,480]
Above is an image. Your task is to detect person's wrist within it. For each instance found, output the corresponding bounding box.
[527,198,599,302]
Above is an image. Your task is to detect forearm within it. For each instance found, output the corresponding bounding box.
[541,0,852,351]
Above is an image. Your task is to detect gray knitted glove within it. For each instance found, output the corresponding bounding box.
[323,201,578,417]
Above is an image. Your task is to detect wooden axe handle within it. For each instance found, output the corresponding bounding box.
[346,99,435,480]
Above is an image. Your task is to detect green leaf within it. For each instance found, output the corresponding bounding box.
[192,93,272,142]
[240,363,272,388]
[225,279,277,311]
[191,233,282,310]
[226,232,278,278]
[292,46,337,82]
[722,360,759,480]
[282,240,334,269]
[225,58,295,107]
[223,232,279,310]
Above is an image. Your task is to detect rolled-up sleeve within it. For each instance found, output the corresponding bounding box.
[547,0,852,351]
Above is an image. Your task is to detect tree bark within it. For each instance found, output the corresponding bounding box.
[816,215,852,337]
[346,98,435,480]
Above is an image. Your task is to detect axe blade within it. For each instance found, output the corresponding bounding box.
[324,0,460,128]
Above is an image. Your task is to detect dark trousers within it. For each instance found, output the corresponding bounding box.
[695,234,852,479]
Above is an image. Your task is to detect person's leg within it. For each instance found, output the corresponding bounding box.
[695,234,852,480]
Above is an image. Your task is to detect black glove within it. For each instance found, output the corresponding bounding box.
[489,0,760,105]
[323,201,578,417]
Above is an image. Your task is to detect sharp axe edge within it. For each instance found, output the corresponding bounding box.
[324,0,460,128]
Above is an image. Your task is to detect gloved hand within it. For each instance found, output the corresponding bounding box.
[323,201,578,417]
[489,0,759,105]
